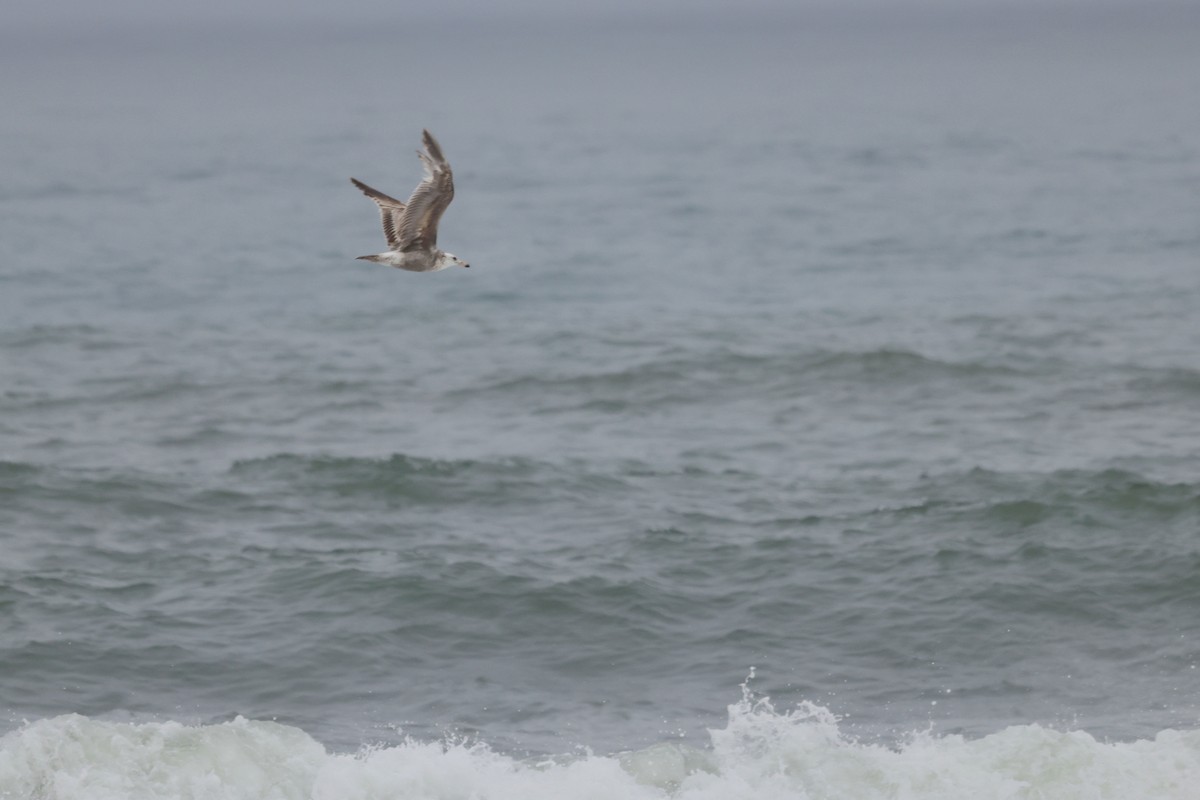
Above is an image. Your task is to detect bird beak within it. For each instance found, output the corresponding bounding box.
[462,263,470,268]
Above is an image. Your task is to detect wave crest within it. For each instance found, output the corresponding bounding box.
[4,697,1199,800]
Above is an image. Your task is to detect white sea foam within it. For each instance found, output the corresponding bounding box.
[2,693,1199,800]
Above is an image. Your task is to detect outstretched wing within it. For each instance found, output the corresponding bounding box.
[395,130,455,252]
[350,177,407,250]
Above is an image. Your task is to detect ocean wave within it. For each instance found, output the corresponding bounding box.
[1126,366,1200,398]
[730,465,1200,537]
[226,452,627,509]
[229,452,544,488]
[0,461,181,501]
[0,325,110,349]
[455,347,1026,414]
[912,466,1200,520]
[0,460,41,481]
[230,451,637,487]
[2,692,1197,800]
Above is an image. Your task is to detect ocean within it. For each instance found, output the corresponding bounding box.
[2,6,1199,798]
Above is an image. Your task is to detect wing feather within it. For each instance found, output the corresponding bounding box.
[350,177,406,249]
[396,130,455,252]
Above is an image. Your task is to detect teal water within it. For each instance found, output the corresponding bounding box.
[1,9,1199,797]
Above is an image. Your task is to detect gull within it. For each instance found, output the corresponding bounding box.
[351,129,470,271]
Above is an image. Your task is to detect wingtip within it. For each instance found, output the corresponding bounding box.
[421,129,445,163]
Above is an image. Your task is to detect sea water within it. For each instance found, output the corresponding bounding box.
[1,7,1199,798]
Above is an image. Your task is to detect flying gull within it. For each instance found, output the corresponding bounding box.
[351,130,470,271]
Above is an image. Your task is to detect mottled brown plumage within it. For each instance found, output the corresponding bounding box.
[350,130,469,272]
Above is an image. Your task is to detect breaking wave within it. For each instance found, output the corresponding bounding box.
[2,689,1198,800]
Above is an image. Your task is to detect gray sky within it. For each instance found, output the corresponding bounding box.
[9,0,1197,35]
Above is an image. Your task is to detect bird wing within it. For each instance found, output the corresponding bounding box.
[350,177,406,249]
[395,129,455,252]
